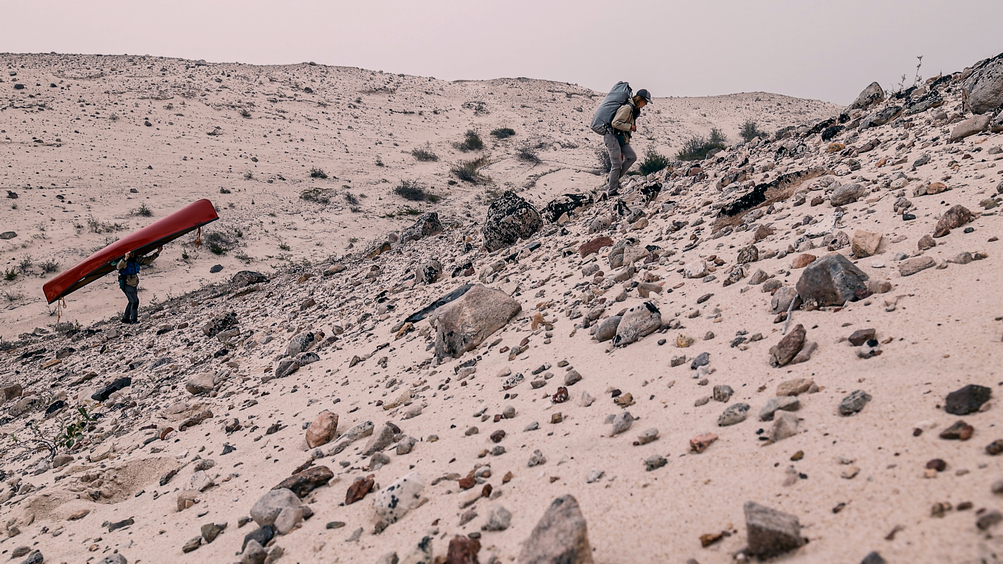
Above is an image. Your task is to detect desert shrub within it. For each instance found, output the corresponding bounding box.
[638,147,671,175]
[243,171,254,180]
[300,187,333,204]
[411,145,438,162]
[454,130,483,152]
[239,108,251,118]
[677,128,727,161]
[39,259,59,274]
[87,216,125,234]
[207,126,223,136]
[395,179,430,201]
[18,256,32,274]
[739,120,768,142]
[491,127,516,139]
[309,167,328,179]
[135,203,153,217]
[4,268,15,281]
[220,187,232,194]
[516,144,541,164]
[451,156,489,183]
[594,146,612,174]
[204,231,235,256]
[344,192,359,206]
[109,113,119,122]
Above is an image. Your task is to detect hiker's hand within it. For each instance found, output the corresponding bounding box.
[156,246,162,253]
[630,125,636,132]
[621,154,626,163]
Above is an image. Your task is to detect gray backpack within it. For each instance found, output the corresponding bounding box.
[590,82,632,135]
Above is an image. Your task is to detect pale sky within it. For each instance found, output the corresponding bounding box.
[4,0,1002,104]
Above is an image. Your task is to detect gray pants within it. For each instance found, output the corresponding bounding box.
[121,281,139,323]
[604,131,636,193]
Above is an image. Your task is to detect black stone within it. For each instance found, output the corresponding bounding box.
[945,384,991,415]
[44,400,66,415]
[91,377,132,402]
[209,264,223,273]
[542,193,594,223]
[861,551,887,564]
[241,525,274,552]
[405,284,473,323]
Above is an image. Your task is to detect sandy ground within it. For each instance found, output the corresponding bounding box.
[0,53,1001,564]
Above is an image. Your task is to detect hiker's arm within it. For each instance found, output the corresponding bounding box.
[139,247,162,265]
[611,105,633,132]
[115,259,127,271]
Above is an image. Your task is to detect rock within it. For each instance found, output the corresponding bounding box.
[232,271,267,288]
[286,332,316,357]
[274,505,304,534]
[275,466,333,498]
[413,260,443,285]
[241,526,274,553]
[899,256,935,277]
[1,383,23,402]
[790,253,816,269]
[446,535,480,564]
[346,475,375,505]
[99,555,127,564]
[839,390,871,416]
[594,316,621,342]
[770,286,801,314]
[518,495,594,564]
[645,454,668,471]
[610,412,634,435]
[795,254,869,306]
[482,191,542,252]
[852,230,882,258]
[830,183,867,206]
[737,245,759,264]
[945,384,991,415]
[579,236,613,258]
[182,537,202,553]
[250,488,302,527]
[202,311,238,337]
[241,539,267,564]
[849,82,884,110]
[363,422,398,456]
[305,410,338,448]
[0,231,16,240]
[933,205,972,238]
[939,420,974,441]
[963,52,1003,114]
[683,261,708,279]
[860,105,903,129]
[789,341,817,365]
[712,385,733,403]
[528,449,547,466]
[777,378,816,397]
[323,263,346,277]
[376,553,400,564]
[201,522,225,543]
[689,433,718,453]
[373,472,424,525]
[272,358,300,379]
[744,501,804,558]
[986,439,1003,455]
[769,324,806,368]
[432,285,521,359]
[612,302,661,347]
[950,115,991,141]
[400,212,443,243]
[185,373,217,395]
[848,328,876,346]
[977,510,1003,531]
[543,193,593,223]
[771,412,800,442]
[760,397,800,421]
[91,377,132,402]
[718,403,750,427]
[209,264,223,273]
[19,551,44,564]
[483,504,512,531]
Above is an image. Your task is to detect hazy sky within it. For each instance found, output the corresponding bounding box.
[5,0,1002,104]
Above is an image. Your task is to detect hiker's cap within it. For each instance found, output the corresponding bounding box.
[636,89,652,104]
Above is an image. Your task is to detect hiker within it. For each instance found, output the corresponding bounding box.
[605,89,651,195]
[114,247,161,324]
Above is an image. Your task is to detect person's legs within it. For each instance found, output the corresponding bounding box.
[620,143,637,176]
[604,131,623,193]
[124,284,139,323]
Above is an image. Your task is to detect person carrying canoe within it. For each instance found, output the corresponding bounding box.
[114,247,161,324]
[606,89,651,196]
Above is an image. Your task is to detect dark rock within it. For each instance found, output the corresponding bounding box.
[860,551,887,564]
[405,284,473,323]
[517,495,594,564]
[182,537,201,553]
[579,236,613,258]
[987,439,1003,455]
[91,377,132,402]
[849,82,885,110]
[848,328,876,346]
[737,245,759,264]
[860,105,903,129]
[482,191,542,252]
[795,254,869,306]
[744,501,804,558]
[977,510,1003,531]
[431,285,521,358]
[274,466,333,498]
[933,205,972,238]
[241,526,275,553]
[202,522,225,543]
[839,390,871,416]
[594,316,621,343]
[209,264,223,273]
[446,535,480,564]
[232,271,268,288]
[691,352,710,370]
[399,212,444,243]
[0,231,16,240]
[20,551,44,564]
[718,403,751,427]
[645,454,668,471]
[202,311,238,337]
[769,324,806,368]
[939,420,974,441]
[345,474,375,505]
[543,193,593,223]
[944,384,991,415]
[962,51,1003,114]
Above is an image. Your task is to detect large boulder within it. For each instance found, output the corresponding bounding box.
[859,105,903,129]
[795,254,869,306]
[933,205,972,237]
[518,495,594,564]
[848,82,885,110]
[399,212,443,243]
[963,52,1003,114]
[542,193,593,223]
[431,285,521,358]
[950,115,991,142]
[482,192,543,252]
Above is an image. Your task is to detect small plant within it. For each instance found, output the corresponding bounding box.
[87,216,125,234]
[344,192,359,206]
[3,290,23,302]
[739,120,768,142]
[491,127,516,139]
[595,146,612,174]
[454,130,483,152]
[375,156,385,167]
[181,249,190,261]
[411,145,439,162]
[395,179,430,201]
[279,243,291,251]
[239,108,251,118]
[207,126,223,136]
[243,171,254,180]
[451,156,489,184]
[18,255,32,274]
[638,147,670,175]
[204,231,236,255]
[677,128,727,161]
[309,167,328,179]
[300,187,333,204]
[109,113,119,122]
[55,407,97,449]
[220,187,232,194]
[164,103,174,110]
[135,203,153,217]
[3,268,15,281]
[515,144,541,164]
[39,259,59,274]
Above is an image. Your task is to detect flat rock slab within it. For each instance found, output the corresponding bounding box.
[431,285,521,359]
[899,256,935,276]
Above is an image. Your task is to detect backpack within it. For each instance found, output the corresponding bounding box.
[120,259,140,276]
[590,82,632,135]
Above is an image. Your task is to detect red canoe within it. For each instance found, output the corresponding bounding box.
[43,199,219,303]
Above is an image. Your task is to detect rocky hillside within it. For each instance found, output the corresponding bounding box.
[0,52,1002,563]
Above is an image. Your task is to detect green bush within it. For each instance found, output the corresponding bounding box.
[395,179,430,201]
[491,128,516,139]
[638,147,671,175]
[454,130,483,152]
[4,268,15,281]
[677,128,727,161]
[451,156,489,183]
[739,120,768,142]
[411,145,439,162]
